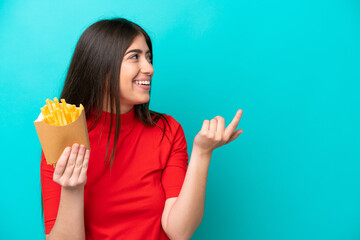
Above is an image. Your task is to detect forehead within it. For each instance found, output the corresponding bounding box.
[127,34,149,51]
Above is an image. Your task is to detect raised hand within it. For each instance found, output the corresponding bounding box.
[193,109,243,155]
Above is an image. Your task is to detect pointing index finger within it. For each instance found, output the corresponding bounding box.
[224,109,243,139]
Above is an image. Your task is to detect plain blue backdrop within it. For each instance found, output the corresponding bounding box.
[0,0,359,239]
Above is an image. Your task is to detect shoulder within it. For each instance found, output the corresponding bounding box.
[152,112,184,136]
[161,114,183,131]
[162,114,187,142]
[162,114,179,125]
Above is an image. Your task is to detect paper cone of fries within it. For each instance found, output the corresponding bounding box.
[34,98,91,165]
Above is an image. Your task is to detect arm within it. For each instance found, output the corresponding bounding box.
[163,110,243,240]
[47,187,85,240]
[43,144,89,240]
[163,147,211,240]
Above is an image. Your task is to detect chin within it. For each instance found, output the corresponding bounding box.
[134,99,150,105]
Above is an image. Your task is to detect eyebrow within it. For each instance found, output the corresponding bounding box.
[125,49,151,56]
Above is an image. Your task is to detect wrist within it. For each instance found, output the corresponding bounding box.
[189,146,212,171]
[192,145,213,157]
[61,186,84,195]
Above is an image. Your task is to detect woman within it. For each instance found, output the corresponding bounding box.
[41,17,244,240]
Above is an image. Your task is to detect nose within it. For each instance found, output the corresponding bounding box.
[140,58,154,77]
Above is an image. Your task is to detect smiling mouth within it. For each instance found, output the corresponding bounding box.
[134,81,150,86]
[134,81,151,91]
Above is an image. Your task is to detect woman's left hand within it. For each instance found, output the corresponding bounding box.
[193,109,243,155]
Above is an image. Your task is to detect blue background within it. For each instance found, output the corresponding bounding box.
[1,0,360,239]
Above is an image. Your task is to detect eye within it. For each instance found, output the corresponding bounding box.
[146,55,153,63]
[129,53,152,63]
[130,54,138,60]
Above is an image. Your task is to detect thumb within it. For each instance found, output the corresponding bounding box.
[226,129,243,144]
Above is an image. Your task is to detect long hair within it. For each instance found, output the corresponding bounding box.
[60,17,171,167]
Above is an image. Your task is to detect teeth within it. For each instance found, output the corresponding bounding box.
[135,80,150,85]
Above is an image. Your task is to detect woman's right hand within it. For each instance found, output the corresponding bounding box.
[53,143,90,190]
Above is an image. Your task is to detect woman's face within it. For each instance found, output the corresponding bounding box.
[118,34,154,114]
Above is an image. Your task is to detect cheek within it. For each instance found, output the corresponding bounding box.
[120,65,137,86]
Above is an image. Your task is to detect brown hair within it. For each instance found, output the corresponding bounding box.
[59,17,171,167]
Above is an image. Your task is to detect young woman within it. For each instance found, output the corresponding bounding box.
[41,17,244,240]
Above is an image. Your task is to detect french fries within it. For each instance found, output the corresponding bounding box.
[41,97,84,126]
